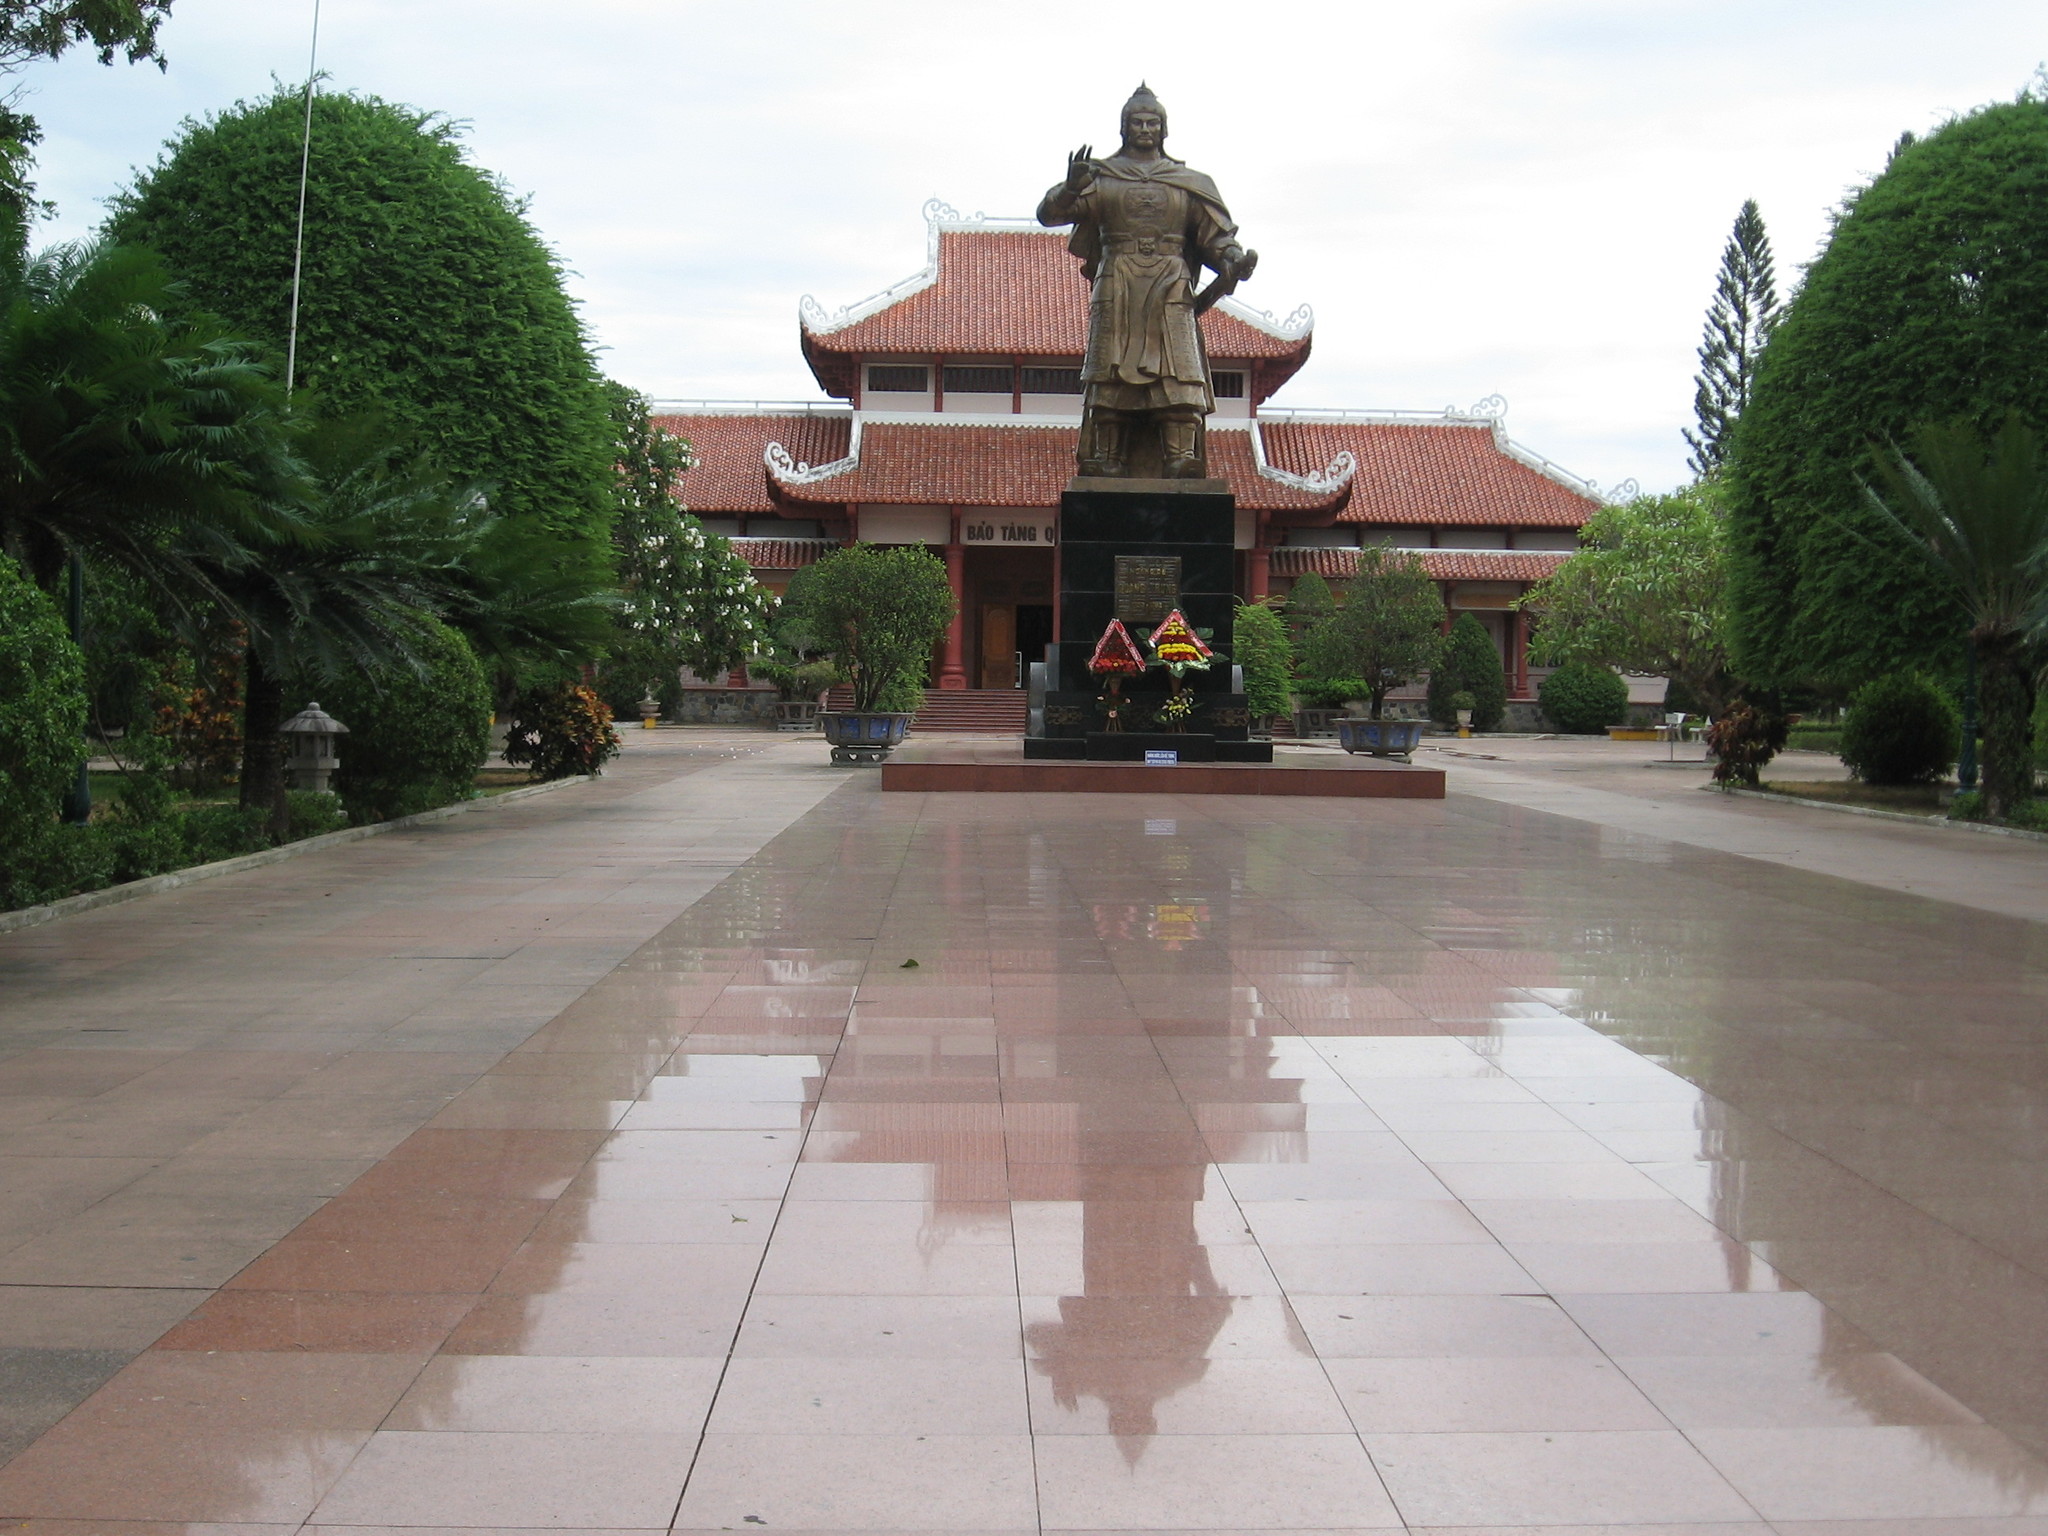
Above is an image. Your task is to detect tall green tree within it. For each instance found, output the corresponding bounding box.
[779,545,954,714]
[1727,94,2048,691]
[106,86,614,543]
[1299,548,1444,718]
[1429,613,1508,731]
[1861,415,2048,817]
[1283,569,1336,649]
[1231,600,1293,723]
[1520,485,1733,717]
[1683,200,1779,478]
[605,383,768,700]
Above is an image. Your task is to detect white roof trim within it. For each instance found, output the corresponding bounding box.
[765,416,863,486]
[652,400,852,418]
[800,199,1059,336]
[1250,420,1356,496]
[1215,296,1314,342]
[1261,398,1633,505]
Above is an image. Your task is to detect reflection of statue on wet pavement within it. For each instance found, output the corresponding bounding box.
[1024,1173,1233,1457]
[1024,1034,1300,1463]
[1037,84,1258,481]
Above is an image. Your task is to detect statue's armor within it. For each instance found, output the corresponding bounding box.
[1079,175,1211,416]
[1039,146,1248,478]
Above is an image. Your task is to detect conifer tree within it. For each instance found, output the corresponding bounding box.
[1683,200,1780,478]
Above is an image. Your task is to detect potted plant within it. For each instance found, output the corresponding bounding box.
[776,545,955,764]
[1288,677,1358,737]
[753,655,841,732]
[1299,551,1445,751]
[1451,690,1477,736]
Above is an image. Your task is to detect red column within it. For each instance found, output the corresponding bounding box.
[939,511,968,690]
[1510,606,1530,698]
[1249,544,1271,602]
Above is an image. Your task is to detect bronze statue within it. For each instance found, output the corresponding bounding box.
[1038,84,1257,481]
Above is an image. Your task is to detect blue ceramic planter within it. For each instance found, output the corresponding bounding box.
[819,711,913,764]
[1336,717,1425,758]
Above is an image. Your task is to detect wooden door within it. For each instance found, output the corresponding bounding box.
[979,605,1016,689]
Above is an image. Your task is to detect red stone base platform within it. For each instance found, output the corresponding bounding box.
[879,740,1446,798]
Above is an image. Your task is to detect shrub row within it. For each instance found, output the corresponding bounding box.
[4,783,347,910]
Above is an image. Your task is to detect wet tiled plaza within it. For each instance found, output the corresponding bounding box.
[3,734,2048,1532]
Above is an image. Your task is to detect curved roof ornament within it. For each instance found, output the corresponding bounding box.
[1215,296,1314,342]
[1587,477,1642,505]
[1248,421,1356,495]
[764,419,863,485]
[1447,394,1508,422]
[800,198,1049,336]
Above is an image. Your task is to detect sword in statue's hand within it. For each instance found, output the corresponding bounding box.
[1193,249,1258,315]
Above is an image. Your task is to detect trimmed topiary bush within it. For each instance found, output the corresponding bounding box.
[1839,671,1960,785]
[1727,95,2048,691]
[304,618,494,822]
[0,556,86,906]
[1428,613,1508,730]
[1539,661,1630,734]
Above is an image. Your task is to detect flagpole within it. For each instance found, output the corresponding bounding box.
[284,0,322,398]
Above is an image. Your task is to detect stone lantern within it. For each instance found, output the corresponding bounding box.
[279,702,349,792]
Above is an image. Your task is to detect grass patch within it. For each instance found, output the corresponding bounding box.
[1760,778,1945,814]
[474,766,540,796]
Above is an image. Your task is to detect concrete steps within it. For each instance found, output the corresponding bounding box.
[824,687,1027,734]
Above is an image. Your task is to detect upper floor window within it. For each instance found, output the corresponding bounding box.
[1020,366,1084,395]
[942,364,1014,395]
[1212,369,1247,399]
[866,364,929,393]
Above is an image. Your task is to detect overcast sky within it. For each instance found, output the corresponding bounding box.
[13,0,2044,493]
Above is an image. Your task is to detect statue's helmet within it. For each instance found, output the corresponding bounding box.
[1121,83,1166,139]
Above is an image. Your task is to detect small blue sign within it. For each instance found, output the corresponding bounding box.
[1144,750,1178,767]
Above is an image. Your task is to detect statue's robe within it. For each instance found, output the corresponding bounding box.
[1038,156,1244,416]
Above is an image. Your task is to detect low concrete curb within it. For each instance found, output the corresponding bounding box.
[1712,784,2048,845]
[0,775,593,937]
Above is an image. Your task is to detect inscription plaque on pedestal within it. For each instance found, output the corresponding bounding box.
[1114,555,1181,625]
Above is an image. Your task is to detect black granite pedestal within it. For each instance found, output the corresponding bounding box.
[1039,480,1259,746]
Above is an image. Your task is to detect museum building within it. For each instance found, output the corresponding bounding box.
[657,203,1608,725]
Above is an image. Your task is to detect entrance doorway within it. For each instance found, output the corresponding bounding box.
[977,603,1054,688]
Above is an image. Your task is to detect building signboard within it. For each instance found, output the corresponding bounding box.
[1114,555,1182,625]
[962,516,1057,547]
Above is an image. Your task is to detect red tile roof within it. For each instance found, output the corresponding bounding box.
[729,537,837,569]
[758,421,1343,514]
[1271,547,1572,583]
[658,413,850,514]
[1262,421,1597,527]
[658,412,1600,533]
[801,228,1311,402]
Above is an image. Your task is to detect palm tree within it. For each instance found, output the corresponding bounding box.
[196,417,480,831]
[207,417,623,831]
[1862,414,2048,818]
[2,234,304,820]
[0,238,302,594]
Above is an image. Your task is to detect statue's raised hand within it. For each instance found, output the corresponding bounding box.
[1064,146,1096,194]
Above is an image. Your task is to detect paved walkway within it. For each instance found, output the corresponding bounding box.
[1,731,2046,1532]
